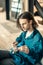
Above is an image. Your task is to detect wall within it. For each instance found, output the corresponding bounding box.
[23,0,29,11]
[0,0,5,10]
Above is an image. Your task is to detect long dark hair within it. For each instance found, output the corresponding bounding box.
[17,12,38,30]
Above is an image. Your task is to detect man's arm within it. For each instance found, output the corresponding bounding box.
[13,32,23,47]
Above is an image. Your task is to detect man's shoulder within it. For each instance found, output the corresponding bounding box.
[33,29,43,41]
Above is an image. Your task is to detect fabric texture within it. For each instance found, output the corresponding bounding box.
[10,29,43,65]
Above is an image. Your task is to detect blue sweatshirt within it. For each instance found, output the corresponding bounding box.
[10,29,43,65]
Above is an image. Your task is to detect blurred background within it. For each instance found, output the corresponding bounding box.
[0,0,43,50]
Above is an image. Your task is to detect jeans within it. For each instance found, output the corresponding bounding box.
[0,50,16,65]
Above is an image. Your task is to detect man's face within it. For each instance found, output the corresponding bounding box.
[19,19,31,31]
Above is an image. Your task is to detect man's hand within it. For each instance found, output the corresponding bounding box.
[18,45,29,54]
[13,41,18,47]
[14,46,18,52]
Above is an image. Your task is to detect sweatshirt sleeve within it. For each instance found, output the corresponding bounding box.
[16,32,23,43]
[29,36,43,63]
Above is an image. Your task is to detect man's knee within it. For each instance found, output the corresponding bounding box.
[0,58,16,65]
[0,50,11,60]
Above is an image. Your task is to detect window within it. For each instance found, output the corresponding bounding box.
[10,0,22,21]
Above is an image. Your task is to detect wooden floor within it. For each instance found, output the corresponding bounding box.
[0,11,43,50]
[0,11,21,50]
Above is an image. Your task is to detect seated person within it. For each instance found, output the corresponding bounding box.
[0,12,43,65]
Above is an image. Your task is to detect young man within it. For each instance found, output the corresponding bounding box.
[0,12,43,65]
[12,12,43,65]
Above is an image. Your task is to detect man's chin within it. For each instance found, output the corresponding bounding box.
[22,28,27,31]
[23,30,27,32]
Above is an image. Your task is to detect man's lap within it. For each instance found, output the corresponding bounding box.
[0,58,16,65]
